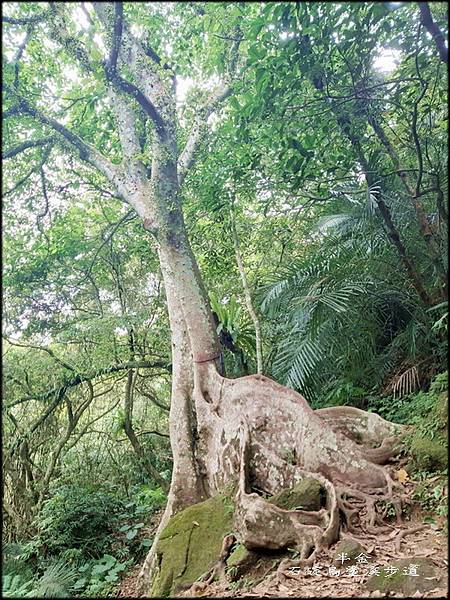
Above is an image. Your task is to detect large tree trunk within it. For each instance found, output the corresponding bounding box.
[138,138,407,595]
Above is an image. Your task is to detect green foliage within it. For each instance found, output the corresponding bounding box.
[2,574,34,598]
[133,484,167,512]
[323,379,369,408]
[4,481,166,598]
[209,292,256,355]
[260,188,446,402]
[36,484,125,557]
[404,372,448,473]
[428,301,448,335]
[31,561,77,598]
[2,543,34,581]
[369,372,447,474]
[2,561,77,599]
[209,291,256,374]
[412,478,448,525]
[1,1,448,588]
[73,554,130,597]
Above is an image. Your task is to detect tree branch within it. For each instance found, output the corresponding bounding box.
[5,360,171,409]
[4,336,77,373]
[107,71,167,138]
[418,2,448,63]
[48,2,97,72]
[9,93,120,184]
[178,84,231,185]
[12,25,34,87]
[2,136,56,160]
[107,1,123,72]
[93,1,167,138]
[2,11,51,25]
[136,384,170,412]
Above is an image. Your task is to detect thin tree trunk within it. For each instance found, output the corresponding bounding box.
[37,390,94,509]
[123,370,169,492]
[338,118,432,306]
[367,114,446,284]
[418,2,448,64]
[298,35,435,307]
[231,215,263,374]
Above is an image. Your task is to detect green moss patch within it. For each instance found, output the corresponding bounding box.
[332,538,366,566]
[268,477,324,511]
[366,558,441,596]
[226,544,261,581]
[150,494,234,597]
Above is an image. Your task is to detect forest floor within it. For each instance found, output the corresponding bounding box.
[115,490,448,599]
[198,515,448,598]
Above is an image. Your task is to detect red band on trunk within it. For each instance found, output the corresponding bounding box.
[193,351,221,363]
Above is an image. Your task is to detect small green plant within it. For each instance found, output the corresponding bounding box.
[226,565,239,578]
[2,574,34,598]
[428,301,448,334]
[31,561,77,598]
[287,546,300,559]
[412,477,448,529]
[118,521,145,541]
[2,561,77,599]
[73,554,130,596]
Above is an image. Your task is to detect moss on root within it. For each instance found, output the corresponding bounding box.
[150,494,234,597]
[268,477,324,511]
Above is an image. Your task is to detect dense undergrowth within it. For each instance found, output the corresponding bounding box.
[2,484,166,598]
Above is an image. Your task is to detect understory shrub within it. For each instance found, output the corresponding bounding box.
[36,483,125,557]
[2,482,167,598]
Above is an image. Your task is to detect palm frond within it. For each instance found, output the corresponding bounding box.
[392,365,420,399]
[31,561,77,598]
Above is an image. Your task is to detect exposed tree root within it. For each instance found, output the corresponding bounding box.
[202,534,236,585]
[395,525,427,552]
[141,365,423,595]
